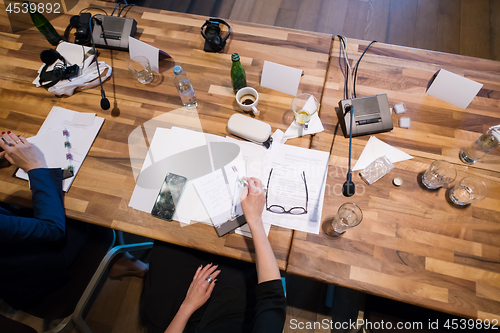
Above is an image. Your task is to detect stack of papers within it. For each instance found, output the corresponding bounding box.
[129,127,330,237]
[15,107,105,192]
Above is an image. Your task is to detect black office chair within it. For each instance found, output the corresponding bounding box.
[15,224,152,333]
[0,313,37,333]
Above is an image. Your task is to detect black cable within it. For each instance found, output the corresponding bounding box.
[336,35,349,100]
[353,40,376,98]
[111,2,121,16]
[119,4,136,17]
[80,6,108,15]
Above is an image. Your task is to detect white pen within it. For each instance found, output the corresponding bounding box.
[230,166,247,219]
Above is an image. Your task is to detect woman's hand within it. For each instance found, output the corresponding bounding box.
[181,263,221,314]
[0,131,46,172]
[240,177,266,227]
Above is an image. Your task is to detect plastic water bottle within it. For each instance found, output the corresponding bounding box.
[459,125,500,164]
[173,66,197,107]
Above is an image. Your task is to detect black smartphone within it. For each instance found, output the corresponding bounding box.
[151,173,187,221]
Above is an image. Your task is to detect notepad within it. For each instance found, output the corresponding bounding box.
[15,107,104,192]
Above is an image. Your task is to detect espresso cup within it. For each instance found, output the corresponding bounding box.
[236,87,259,115]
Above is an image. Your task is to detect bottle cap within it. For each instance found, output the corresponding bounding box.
[392,177,403,187]
[231,53,240,62]
[173,65,183,75]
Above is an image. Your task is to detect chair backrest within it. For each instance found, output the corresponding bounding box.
[23,224,114,320]
[0,313,37,333]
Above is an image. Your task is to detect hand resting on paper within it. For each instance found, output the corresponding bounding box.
[0,131,47,172]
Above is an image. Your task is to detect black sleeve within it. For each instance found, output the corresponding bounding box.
[251,279,286,333]
[0,168,65,243]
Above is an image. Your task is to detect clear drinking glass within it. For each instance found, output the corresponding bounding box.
[449,177,487,205]
[291,93,318,130]
[421,160,457,189]
[128,56,153,84]
[332,203,363,234]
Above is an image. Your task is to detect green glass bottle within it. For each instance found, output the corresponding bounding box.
[24,1,61,46]
[231,53,247,94]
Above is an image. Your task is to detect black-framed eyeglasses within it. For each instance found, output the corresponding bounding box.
[266,168,308,215]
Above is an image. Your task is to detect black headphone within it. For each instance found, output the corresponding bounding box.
[39,49,79,88]
[39,49,67,88]
[200,18,231,52]
[64,13,93,46]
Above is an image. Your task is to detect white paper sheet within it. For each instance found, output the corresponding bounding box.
[72,112,95,126]
[271,129,286,144]
[426,69,483,109]
[128,127,216,224]
[15,107,104,192]
[262,143,329,234]
[283,112,324,139]
[260,61,303,96]
[129,37,162,73]
[16,130,67,171]
[129,128,272,237]
[352,136,413,171]
[192,169,232,227]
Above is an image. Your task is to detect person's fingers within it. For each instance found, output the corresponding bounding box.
[240,181,249,201]
[199,263,212,275]
[0,151,5,158]
[18,136,28,145]
[0,137,7,151]
[209,269,221,280]
[206,278,216,295]
[3,153,14,165]
[7,132,19,143]
[251,177,263,189]
[193,265,203,280]
[249,177,264,195]
[247,178,257,193]
[200,264,218,282]
[2,133,16,146]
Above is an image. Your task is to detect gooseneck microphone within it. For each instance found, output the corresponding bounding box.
[342,104,355,197]
[89,16,110,110]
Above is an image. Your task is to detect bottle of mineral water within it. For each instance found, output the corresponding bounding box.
[459,125,500,164]
[173,65,197,107]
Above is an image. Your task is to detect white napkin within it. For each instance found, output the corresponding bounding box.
[271,129,286,145]
[352,136,413,171]
[283,113,324,140]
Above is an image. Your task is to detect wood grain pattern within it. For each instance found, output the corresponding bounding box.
[287,38,500,321]
[0,0,332,270]
[140,0,500,61]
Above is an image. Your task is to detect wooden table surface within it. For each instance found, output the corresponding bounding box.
[287,38,500,321]
[0,0,332,270]
[2,0,500,321]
